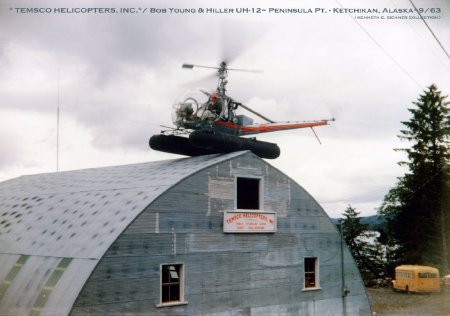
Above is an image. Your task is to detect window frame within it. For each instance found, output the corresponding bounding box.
[157,263,188,307]
[303,257,321,291]
[234,176,263,211]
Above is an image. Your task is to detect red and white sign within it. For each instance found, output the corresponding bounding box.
[223,211,277,233]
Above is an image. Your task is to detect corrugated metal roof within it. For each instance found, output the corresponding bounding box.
[0,151,247,315]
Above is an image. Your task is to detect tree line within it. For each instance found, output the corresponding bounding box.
[339,84,449,285]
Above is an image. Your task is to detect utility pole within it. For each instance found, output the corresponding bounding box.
[339,223,348,316]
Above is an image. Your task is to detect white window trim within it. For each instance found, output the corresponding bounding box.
[303,257,321,291]
[156,263,188,307]
[301,287,322,292]
[234,175,264,211]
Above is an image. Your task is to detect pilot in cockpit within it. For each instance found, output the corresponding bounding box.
[199,92,223,121]
[209,92,223,116]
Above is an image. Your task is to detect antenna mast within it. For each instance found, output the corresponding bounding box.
[56,70,60,172]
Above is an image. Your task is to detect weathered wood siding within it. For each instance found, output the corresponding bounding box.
[71,153,371,315]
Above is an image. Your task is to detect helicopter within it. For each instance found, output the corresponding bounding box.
[149,61,334,159]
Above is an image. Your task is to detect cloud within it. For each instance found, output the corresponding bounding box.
[0,109,55,177]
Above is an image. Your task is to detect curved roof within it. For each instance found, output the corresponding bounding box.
[0,151,245,315]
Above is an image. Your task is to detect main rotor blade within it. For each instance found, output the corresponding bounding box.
[227,68,263,74]
[182,63,262,73]
[238,103,275,123]
[219,19,270,65]
[182,64,219,70]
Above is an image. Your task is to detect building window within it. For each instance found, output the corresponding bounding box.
[160,264,184,305]
[236,177,260,210]
[304,257,319,289]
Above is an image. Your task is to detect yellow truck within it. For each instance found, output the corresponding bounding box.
[391,265,440,293]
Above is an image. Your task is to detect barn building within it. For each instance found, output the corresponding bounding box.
[0,151,371,315]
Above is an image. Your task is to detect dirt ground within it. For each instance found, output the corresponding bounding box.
[367,287,450,316]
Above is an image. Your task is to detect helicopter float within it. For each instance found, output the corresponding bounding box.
[149,62,334,159]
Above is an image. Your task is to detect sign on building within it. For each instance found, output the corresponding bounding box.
[223,211,277,233]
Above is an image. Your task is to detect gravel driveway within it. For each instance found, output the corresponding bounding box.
[367,287,450,316]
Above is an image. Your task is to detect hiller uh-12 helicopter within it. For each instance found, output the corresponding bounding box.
[149,62,334,159]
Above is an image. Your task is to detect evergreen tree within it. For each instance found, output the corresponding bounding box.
[340,205,385,284]
[380,84,450,273]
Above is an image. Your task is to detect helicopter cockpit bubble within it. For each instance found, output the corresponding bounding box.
[172,89,217,128]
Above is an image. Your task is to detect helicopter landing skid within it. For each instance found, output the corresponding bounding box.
[160,128,190,136]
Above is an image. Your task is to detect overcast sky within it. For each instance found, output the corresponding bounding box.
[1,0,449,218]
